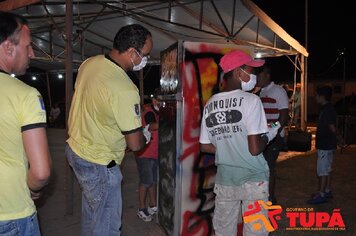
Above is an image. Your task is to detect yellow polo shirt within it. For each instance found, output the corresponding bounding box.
[67,55,142,165]
[0,72,47,220]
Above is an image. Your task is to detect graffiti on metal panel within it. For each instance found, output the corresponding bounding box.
[158,102,177,235]
[180,46,226,235]
[161,47,178,93]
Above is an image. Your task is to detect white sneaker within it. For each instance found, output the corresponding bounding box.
[137,209,152,222]
[147,206,158,215]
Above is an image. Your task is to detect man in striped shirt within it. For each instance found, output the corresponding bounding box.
[256,66,289,204]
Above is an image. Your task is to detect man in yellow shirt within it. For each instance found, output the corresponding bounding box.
[0,12,52,235]
[66,24,153,235]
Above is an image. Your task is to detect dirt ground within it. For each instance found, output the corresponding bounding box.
[36,129,356,236]
[272,145,356,236]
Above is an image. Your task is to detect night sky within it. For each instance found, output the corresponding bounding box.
[253,0,355,82]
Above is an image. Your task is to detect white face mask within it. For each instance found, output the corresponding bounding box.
[131,49,148,71]
[240,68,257,91]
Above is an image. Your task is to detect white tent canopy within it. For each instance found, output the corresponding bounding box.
[2,0,309,129]
[2,0,307,71]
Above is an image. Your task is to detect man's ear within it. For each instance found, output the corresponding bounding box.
[2,40,14,56]
[128,47,138,57]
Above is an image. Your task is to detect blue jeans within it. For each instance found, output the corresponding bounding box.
[65,144,122,236]
[0,212,40,236]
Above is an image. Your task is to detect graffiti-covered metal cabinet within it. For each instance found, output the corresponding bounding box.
[158,41,254,236]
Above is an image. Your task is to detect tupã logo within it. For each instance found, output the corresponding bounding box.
[243,201,346,232]
[243,200,282,232]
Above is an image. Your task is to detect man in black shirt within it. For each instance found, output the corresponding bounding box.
[307,85,337,204]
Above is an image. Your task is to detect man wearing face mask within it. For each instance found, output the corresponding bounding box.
[199,50,279,236]
[66,24,152,236]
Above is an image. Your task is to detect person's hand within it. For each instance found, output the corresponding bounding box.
[143,124,151,144]
[337,134,347,148]
[266,121,281,144]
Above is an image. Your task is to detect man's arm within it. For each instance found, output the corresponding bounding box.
[329,123,337,134]
[200,143,216,154]
[125,130,147,152]
[331,123,345,146]
[248,122,280,155]
[23,127,52,195]
[199,113,215,154]
[278,108,289,133]
[248,134,268,156]
[126,109,157,151]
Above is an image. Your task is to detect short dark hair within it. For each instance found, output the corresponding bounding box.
[261,66,271,75]
[113,24,151,53]
[256,65,271,78]
[316,85,333,101]
[0,11,28,45]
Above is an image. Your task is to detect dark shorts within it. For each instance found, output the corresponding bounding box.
[263,134,285,171]
[135,157,158,187]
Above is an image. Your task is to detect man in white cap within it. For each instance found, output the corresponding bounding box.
[199,50,279,236]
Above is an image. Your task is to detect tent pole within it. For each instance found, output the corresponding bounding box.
[46,72,52,109]
[304,0,309,131]
[300,56,306,131]
[64,0,74,216]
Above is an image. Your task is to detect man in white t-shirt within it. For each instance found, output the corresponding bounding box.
[199,50,279,236]
[256,66,289,205]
